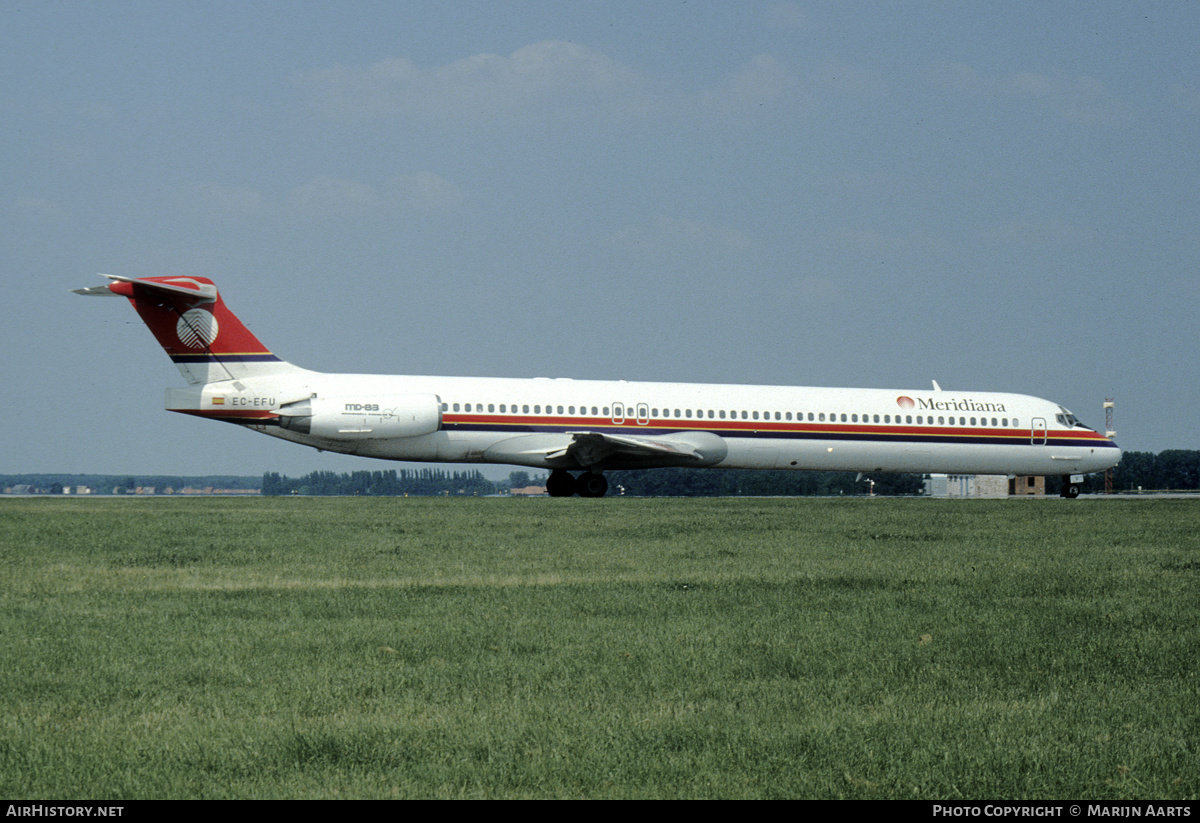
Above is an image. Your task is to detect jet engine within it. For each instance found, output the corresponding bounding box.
[277,393,441,440]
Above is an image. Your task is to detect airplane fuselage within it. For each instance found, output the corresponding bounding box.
[77,274,1121,497]
[167,370,1120,477]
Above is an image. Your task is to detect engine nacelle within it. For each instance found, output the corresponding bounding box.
[278,393,441,440]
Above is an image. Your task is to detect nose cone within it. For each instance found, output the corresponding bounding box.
[1092,438,1122,473]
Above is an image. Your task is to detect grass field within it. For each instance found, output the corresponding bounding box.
[1,496,1196,799]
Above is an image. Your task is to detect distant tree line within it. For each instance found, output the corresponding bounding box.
[0,474,260,494]
[606,468,924,497]
[1107,450,1200,492]
[261,468,495,496]
[611,450,1197,497]
[257,467,926,497]
[7,450,1200,497]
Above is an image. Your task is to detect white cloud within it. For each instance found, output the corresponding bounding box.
[298,39,894,133]
[174,172,466,223]
[703,54,799,108]
[9,196,65,222]
[287,175,381,218]
[928,61,1130,125]
[298,40,651,124]
[393,172,465,213]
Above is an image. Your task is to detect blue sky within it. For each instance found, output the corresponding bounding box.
[3,1,1197,477]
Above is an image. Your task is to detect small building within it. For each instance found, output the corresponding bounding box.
[924,474,1011,498]
[1009,475,1044,496]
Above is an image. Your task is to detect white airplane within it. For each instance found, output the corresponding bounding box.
[75,275,1121,498]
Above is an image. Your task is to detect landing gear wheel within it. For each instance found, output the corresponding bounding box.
[546,470,577,498]
[577,473,609,498]
[1062,484,1080,499]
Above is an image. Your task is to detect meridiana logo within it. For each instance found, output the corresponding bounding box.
[897,394,1009,413]
[176,308,219,349]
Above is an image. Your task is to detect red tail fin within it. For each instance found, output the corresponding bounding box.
[78,275,299,384]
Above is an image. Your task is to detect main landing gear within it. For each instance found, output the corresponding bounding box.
[546,470,609,498]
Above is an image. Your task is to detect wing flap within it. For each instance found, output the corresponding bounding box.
[554,431,701,464]
[485,429,728,470]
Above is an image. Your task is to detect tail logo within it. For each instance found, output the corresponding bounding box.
[176,308,219,349]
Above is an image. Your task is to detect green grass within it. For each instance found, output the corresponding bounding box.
[1,496,1196,799]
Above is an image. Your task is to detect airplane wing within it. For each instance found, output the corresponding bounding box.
[548,431,707,465]
[483,429,728,470]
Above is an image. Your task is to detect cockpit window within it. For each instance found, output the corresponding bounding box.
[1056,407,1093,430]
